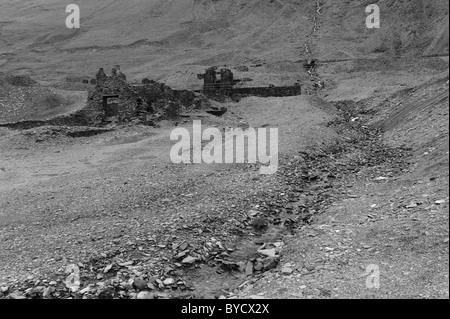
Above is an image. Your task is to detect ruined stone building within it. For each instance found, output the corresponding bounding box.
[85,67,202,125]
[198,67,234,92]
[197,67,301,98]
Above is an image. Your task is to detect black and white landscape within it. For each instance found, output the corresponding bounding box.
[0,0,448,300]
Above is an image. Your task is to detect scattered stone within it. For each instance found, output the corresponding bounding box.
[119,261,133,267]
[254,262,264,271]
[181,256,197,264]
[290,292,303,298]
[250,218,267,230]
[281,267,294,275]
[133,279,148,291]
[248,295,266,299]
[103,264,113,273]
[247,210,260,218]
[79,286,91,294]
[42,287,55,298]
[245,261,254,276]
[8,293,27,300]
[258,248,277,258]
[178,242,189,251]
[263,257,279,270]
[304,263,315,271]
[137,291,155,299]
[163,278,175,286]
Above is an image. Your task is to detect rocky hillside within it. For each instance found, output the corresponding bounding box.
[0,74,86,123]
[1,0,448,86]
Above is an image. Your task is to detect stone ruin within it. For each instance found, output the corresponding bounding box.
[95,68,107,87]
[197,67,234,92]
[111,65,126,81]
[197,67,302,98]
[83,66,208,125]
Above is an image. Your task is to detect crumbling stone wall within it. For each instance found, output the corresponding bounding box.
[198,67,234,91]
[87,76,138,123]
[197,67,302,98]
[231,85,302,97]
[87,67,207,125]
[220,68,233,90]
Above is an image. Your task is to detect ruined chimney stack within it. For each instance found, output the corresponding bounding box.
[96,68,107,87]
[112,65,127,81]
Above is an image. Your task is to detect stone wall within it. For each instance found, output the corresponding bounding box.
[195,85,302,98]
[231,85,302,97]
[197,67,301,98]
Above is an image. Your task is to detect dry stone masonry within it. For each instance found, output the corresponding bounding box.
[84,67,206,125]
[197,67,301,97]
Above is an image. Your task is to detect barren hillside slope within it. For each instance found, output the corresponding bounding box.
[0,0,448,85]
